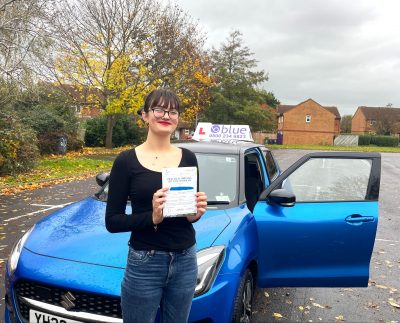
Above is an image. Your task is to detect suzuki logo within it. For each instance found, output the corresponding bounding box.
[60,291,76,310]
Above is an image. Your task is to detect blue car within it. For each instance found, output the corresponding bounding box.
[4,141,381,323]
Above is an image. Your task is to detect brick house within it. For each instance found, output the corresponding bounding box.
[352,106,400,135]
[60,84,103,120]
[277,99,341,145]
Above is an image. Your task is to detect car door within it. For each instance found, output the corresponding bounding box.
[253,152,380,288]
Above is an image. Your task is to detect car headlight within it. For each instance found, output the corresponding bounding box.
[195,246,225,297]
[8,225,35,276]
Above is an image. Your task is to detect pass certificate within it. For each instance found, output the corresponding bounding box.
[162,167,197,217]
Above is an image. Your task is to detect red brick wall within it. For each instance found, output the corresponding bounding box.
[79,106,102,119]
[351,109,372,133]
[283,131,334,145]
[252,132,277,144]
[334,119,340,134]
[282,100,336,145]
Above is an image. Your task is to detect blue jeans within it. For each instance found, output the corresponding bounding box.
[121,244,198,323]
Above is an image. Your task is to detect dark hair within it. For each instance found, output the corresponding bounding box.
[143,89,181,114]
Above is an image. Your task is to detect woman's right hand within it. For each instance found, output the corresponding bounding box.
[152,188,168,225]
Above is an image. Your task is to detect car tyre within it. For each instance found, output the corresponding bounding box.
[232,269,254,323]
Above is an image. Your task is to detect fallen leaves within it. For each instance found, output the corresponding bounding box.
[335,315,345,321]
[367,301,379,309]
[273,312,283,319]
[312,303,325,309]
[0,172,98,195]
[0,151,116,196]
[387,298,400,309]
[376,284,389,289]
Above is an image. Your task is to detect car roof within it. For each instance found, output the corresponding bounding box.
[174,140,266,155]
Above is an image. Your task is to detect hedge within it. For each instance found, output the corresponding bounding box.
[359,135,399,147]
[84,115,146,147]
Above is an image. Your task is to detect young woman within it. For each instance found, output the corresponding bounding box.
[105,88,207,323]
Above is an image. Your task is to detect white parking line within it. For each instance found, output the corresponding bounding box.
[4,202,73,222]
[31,204,63,207]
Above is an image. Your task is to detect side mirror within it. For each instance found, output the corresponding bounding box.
[267,189,295,207]
[96,172,109,187]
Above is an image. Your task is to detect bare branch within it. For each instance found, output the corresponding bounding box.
[0,0,18,12]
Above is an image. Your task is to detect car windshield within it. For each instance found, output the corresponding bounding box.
[96,153,238,205]
[196,153,238,204]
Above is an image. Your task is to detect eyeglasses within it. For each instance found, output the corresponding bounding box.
[151,107,180,120]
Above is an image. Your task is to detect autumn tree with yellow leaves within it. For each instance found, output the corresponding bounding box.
[41,0,211,147]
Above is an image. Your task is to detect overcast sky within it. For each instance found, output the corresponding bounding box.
[172,0,400,116]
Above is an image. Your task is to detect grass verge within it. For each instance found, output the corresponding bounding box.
[0,146,131,195]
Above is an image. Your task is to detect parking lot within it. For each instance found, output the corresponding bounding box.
[1,149,399,322]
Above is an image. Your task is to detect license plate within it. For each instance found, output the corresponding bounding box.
[29,309,83,323]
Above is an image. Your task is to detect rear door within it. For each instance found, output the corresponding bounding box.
[254,152,380,288]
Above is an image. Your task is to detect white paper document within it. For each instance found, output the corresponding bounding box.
[162,167,197,217]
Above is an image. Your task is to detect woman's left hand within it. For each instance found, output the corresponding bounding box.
[186,192,207,222]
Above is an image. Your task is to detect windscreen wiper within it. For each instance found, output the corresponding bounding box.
[207,201,230,205]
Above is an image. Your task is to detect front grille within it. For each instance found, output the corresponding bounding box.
[15,280,121,321]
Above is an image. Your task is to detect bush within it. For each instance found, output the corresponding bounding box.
[14,87,81,154]
[359,135,398,147]
[84,115,146,147]
[0,111,40,175]
[35,131,84,155]
[358,135,372,146]
[84,116,107,147]
[371,135,399,147]
[67,135,85,152]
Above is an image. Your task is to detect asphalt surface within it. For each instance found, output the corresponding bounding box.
[1,149,399,322]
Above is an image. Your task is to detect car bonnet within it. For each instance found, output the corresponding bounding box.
[23,197,231,268]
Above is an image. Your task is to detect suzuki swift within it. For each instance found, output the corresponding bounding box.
[4,140,380,323]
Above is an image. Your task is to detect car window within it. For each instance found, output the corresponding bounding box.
[264,151,278,181]
[196,153,238,203]
[282,158,372,202]
[99,153,238,204]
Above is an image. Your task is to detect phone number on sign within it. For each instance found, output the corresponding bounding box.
[209,134,246,139]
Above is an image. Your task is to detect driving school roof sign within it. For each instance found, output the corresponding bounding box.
[192,123,253,142]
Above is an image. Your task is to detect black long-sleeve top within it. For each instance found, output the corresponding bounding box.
[105,148,197,251]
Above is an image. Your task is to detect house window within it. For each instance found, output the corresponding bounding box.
[278,116,284,123]
[306,115,311,123]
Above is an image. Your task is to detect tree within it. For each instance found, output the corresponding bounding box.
[340,115,352,133]
[41,0,210,147]
[201,30,278,131]
[0,0,50,81]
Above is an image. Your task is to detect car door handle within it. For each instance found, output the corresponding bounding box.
[345,214,374,224]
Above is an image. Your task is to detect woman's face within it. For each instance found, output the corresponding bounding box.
[142,101,179,135]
